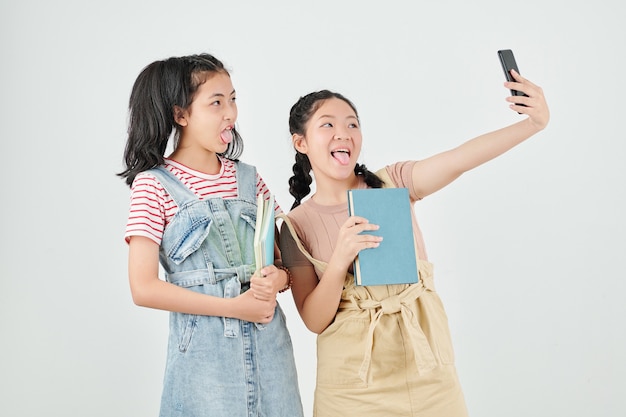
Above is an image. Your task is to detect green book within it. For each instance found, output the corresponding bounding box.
[253,193,275,271]
[347,188,419,286]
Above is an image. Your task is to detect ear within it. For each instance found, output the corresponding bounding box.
[173,106,188,127]
[292,133,308,154]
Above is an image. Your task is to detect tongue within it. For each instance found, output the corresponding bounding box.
[332,151,350,165]
[220,129,233,144]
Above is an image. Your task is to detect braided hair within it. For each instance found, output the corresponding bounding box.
[287,90,383,209]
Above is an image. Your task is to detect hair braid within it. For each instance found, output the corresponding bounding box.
[287,90,384,208]
[288,152,313,209]
[355,163,384,188]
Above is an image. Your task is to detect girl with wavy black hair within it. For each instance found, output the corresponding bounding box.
[119,53,303,417]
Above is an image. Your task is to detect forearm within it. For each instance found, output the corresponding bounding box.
[450,71,549,174]
[128,237,235,316]
[453,117,544,172]
[128,237,275,323]
[298,263,346,334]
[130,277,234,316]
[414,118,544,198]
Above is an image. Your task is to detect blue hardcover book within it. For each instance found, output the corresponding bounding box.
[347,188,419,286]
[254,194,275,271]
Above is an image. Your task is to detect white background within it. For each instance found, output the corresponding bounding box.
[1,1,625,416]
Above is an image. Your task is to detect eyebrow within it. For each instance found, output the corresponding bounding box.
[208,89,236,98]
[318,114,358,120]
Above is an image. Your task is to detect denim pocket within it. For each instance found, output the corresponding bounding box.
[239,209,256,230]
[177,313,198,352]
[169,276,225,351]
[163,214,212,265]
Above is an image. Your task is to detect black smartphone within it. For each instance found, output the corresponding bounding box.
[497,49,528,99]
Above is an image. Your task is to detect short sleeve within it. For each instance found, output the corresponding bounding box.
[124,173,167,245]
[256,172,284,216]
[384,160,420,201]
[278,219,313,269]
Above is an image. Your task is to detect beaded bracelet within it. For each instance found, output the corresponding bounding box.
[277,265,293,293]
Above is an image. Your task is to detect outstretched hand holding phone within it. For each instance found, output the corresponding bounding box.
[497,49,548,123]
[498,49,528,100]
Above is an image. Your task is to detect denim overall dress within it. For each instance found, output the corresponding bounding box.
[147,162,303,417]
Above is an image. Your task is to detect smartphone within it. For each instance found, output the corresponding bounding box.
[498,49,528,99]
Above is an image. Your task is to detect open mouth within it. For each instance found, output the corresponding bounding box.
[331,148,351,165]
[220,127,233,144]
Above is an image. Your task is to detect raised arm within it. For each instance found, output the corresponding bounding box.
[412,70,549,199]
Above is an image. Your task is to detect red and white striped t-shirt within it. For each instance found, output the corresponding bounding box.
[124,158,281,246]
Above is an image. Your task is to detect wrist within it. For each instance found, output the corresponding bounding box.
[324,259,349,280]
[277,266,292,293]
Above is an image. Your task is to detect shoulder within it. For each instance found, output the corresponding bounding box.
[226,159,258,179]
[131,162,192,202]
[132,170,165,189]
[285,203,305,227]
[231,159,257,173]
[133,163,184,192]
[379,161,422,201]
[129,170,169,207]
[283,203,312,236]
[380,161,417,188]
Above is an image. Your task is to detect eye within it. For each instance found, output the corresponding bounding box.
[211,100,221,106]
[321,122,333,128]
[348,122,359,129]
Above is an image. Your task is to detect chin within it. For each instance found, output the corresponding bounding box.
[334,168,356,180]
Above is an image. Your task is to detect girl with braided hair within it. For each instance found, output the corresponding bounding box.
[279,74,549,416]
[119,53,303,417]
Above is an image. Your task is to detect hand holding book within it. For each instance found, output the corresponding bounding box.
[347,188,419,286]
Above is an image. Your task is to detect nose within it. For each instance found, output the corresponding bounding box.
[224,101,237,121]
[334,128,351,141]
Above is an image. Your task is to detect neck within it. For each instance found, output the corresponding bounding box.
[168,150,221,175]
[312,174,362,205]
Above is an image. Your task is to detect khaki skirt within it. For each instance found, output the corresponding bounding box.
[314,260,468,417]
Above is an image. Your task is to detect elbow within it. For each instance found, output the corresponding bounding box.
[304,319,330,335]
[307,324,323,335]
[131,292,147,308]
[298,302,333,334]
[308,325,326,335]
[130,285,152,308]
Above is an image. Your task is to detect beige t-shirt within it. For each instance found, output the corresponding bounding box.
[279,161,428,273]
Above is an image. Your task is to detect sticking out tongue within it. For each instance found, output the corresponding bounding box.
[220,129,233,144]
[332,151,350,165]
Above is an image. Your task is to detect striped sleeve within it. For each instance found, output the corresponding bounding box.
[124,173,172,245]
[256,173,283,215]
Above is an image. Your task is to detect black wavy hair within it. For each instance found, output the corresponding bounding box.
[118,53,243,186]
